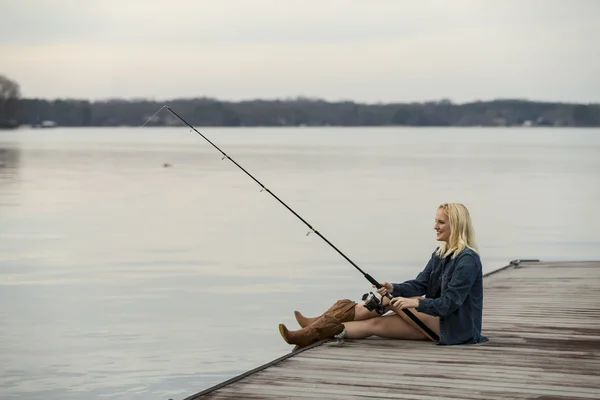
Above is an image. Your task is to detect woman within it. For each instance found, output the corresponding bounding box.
[278,202,488,348]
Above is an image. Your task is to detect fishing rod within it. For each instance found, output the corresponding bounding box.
[146,105,439,342]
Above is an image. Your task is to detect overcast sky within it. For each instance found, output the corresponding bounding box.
[1,0,599,103]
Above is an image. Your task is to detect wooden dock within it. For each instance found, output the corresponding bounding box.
[185,260,600,399]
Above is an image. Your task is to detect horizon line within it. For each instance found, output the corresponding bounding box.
[18,95,600,106]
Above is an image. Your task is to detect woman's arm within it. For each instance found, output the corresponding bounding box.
[390,255,435,298]
[416,254,479,317]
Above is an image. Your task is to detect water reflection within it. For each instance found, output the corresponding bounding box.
[0,146,20,180]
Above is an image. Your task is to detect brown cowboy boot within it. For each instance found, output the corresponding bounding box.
[279,314,344,349]
[294,299,357,328]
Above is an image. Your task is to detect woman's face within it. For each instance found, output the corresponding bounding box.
[434,208,451,242]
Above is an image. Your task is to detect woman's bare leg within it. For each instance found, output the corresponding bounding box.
[392,306,440,341]
[343,314,429,340]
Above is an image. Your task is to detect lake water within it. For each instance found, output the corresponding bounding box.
[1,126,599,399]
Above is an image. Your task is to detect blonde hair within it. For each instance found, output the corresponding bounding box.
[435,203,478,258]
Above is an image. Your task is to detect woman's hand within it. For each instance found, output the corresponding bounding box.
[373,281,393,296]
[391,297,420,310]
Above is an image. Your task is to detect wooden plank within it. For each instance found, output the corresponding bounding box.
[266,363,600,386]
[243,374,600,397]
[186,260,600,400]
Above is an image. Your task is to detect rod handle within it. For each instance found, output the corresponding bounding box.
[365,273,393,299]
[364,273,380,287]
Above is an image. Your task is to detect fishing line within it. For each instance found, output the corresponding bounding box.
[144,106,439,342]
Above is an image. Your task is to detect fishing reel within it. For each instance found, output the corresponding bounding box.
[361,292,389,315]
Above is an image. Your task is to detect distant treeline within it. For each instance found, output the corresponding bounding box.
[14,97,600,127]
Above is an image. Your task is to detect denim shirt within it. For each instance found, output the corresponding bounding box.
[391,247,488,345]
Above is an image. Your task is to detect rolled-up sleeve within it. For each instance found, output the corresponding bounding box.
[391,255,434,298]
[417,254,478,317]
